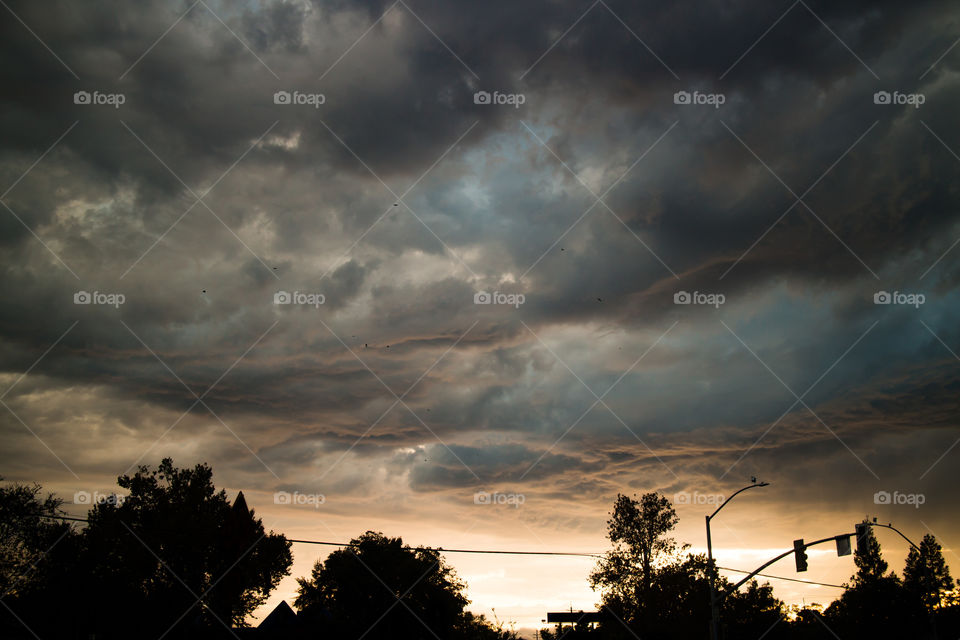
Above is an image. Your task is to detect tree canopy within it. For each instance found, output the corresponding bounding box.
[904,533,954,611]
[296,530,517,640]
[588,491,784,639]
[0,478,75,602]
[1,460,292,639]
[82,459,292,635]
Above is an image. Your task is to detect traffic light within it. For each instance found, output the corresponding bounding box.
[794,539,808,572]
[855,523,870,555]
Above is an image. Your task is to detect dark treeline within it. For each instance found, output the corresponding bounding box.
[547,493,959,640]
[1,462,957,639]
[0,460,517,640]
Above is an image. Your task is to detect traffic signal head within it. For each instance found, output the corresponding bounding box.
[794,539,808,572]
[855,523,870,555]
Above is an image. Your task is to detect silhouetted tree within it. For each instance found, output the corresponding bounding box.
[0,479,73,597]
[723,578,785,638]
[589,493,785,639]
[80,459,292,638]
[904,534,953,612]
[852,521,888,584]
[0,478,81,638]
[589,492,679,622]
[296,531,517,640]
[457,611,521,640]
[825,524,921,638]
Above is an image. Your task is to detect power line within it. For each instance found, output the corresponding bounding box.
[39,515,89,523]
[35,515,848,585]
[717,566,847,589]
[288,538,602,557]
[36,515,601,558]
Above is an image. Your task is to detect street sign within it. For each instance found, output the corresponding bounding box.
[546,612,603,624]
[836,535,852,556]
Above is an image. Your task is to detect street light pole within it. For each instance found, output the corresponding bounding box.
[865,520,937,640]
[866,520,920,551]
[706,481,769,640]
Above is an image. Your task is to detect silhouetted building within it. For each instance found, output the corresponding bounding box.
[544,610,604,639]
[233,600,317,639]
[258,601,299,634]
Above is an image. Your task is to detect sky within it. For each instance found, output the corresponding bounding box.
[1,0,959,634]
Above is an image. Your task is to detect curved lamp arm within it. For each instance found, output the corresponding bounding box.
[708,482,769,521]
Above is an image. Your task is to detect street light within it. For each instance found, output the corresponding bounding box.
[863,520,937,640]
[706,480,769,640]
[866,519,920,551]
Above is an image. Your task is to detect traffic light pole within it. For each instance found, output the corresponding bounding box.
[715,523,937,640]
[720,532,854,597]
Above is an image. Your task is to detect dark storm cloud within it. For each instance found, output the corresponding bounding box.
[2,0,956,291]
[0,0,958,527]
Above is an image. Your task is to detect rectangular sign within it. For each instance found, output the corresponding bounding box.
[836,535,852,556]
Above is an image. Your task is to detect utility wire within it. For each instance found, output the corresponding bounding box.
[717,566,847,589]
[288,538,602,557]
[39,515,90,523]
[36,515,601,557]
[36,514,848,587]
